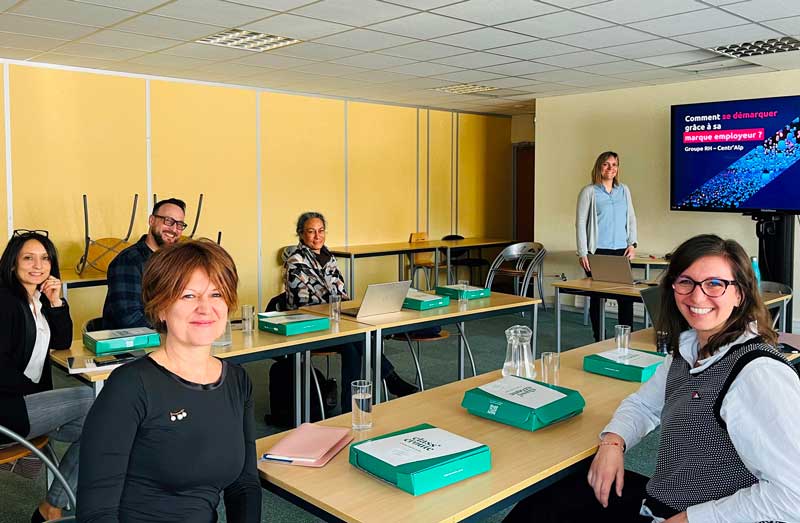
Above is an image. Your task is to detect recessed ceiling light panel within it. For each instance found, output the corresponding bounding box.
[196,29,301,52]
[711,37,800,59]
[432,83,499,95]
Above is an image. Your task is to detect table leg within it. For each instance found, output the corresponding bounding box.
[434,249,440,289]
[446,247,452,285]
[583,298,590,326]
[398,254,404,282]
[293,353,302,427]
[644,265,652,329]
[303,352,311,423]
[458,321,465,380]
[555,287,561,354]
[364,332,371,379]
[374,328,383,404]
[62,282,69,300]
[349,254,355,298]
[599,298,606,341]
[532,302,538,359]
[780,298,787,333]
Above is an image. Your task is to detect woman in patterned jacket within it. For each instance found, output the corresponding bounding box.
[505,234,800,522]
[284,212,417,411]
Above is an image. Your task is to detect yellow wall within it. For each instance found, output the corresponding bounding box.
[0,66,6,249]
[261,92,345,304]
[511,114,535,143]
[2,61,512,333]
[150,80,258,311]
[535,68,800,322]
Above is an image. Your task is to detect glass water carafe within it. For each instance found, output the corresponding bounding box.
[502,325,536,379]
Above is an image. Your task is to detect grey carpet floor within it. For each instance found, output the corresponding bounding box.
[1,308,659,523]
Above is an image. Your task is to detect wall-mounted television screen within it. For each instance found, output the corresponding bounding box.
[671,95,800,214]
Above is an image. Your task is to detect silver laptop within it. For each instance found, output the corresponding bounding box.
[341,281,412,318]
[588,254,640,285]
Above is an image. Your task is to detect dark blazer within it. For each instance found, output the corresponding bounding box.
[0,287,72,440]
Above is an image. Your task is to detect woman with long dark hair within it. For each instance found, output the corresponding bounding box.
[506,234,800,522]
[0,230,93,522]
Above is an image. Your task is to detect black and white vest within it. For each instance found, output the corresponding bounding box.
[645,338,794,520]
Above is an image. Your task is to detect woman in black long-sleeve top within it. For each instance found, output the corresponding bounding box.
[0,230,93,523]
[77,239,262,523]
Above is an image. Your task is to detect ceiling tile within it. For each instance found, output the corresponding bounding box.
[0,32,67,51]
[34,53,117,69]
[292,0,416,27]
[536,50,619,67]
[0,47,42,60]
[499,11,612,38]
[538,0,607,7]
[722,0,800,21]
[560,75,631,87]
[479,77,541,88]
[345,69,417,83]
[380,41,466,60]
[75,0,172,10]
[763,16,800,36]
[433,28,532,50]
[57,42,145,60]
[227,0,319,10]
[314,29,415,51]
[637,49,718,67]
[599,38,697,59]
[433,51,515,68]
[190,62,270,77]
[612,68,694,81]
[432,0,560,26]
[129,53,215,68]
[698,64,776,77]
[331,52,414,69]
[115,15,223,40]
[675,24,783,48]
[513,82,569,92]
[480,60,559,75]
[554,26,656,48]
[576,0,705,24]
[113,62,183,77]
[432,69,504,82]
[0,14,100,39]
[232,52,314,68]
[630,8,750,37]
[150,0,275,27]
[491,40,581,60]
[576,60,656,74]
[270,42,361,60]
[387,76,457,89]
[11,0,135,26]
[364,0,458,8]
[162,42,254,60]
[699,0,746,4]
[243,14,350,40]
[368,12,480,39]
[387,61,463,76]
[291,61,367,76]
[81,30,180,52]
[526,69,604,82]
[739,50,800,70]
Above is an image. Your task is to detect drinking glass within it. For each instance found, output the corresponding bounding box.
[656,330,670,354]
[615,325,631,356]
[351,380,373,430]
[541,351,560,386]
[330,295,341,323]
[241,304,254,334]
[458,279,470,306]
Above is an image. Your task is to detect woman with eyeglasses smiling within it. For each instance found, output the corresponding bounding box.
[0,230,93,523]
[504,234,800,523]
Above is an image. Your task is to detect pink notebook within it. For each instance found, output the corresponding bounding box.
[262,423,353,468]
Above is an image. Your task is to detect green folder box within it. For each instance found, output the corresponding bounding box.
[583,349,666,382]
[461,376,585,432]
[403,290,450,311]
[435,285,491,300]
[258,312,330,336]
[349,423,491,496]
[83,327,161,356]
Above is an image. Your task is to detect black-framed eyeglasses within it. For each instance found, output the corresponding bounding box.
[672,276,738,297]
[153,215,188,231]
[13,229,48,238]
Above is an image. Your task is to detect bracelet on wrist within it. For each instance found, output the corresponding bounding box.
[599,440,624,450]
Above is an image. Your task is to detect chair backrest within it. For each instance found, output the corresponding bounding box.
[760,280,793,296]
[82,317,104,334]
[409,232,433,265]
[265,293,288,312]
[441,234,468,258]
[639,286,663,326]
[485,242,544,289]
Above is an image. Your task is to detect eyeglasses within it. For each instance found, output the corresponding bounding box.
[672,276,737,297]
[13,229,48,237]
[304,228,326,235]
[153,215,188,231]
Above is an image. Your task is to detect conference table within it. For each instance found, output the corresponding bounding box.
[303,292,540,403]
[59,267,108,299]
[328,238,513,296]
[50,319,374,427]
[255,329,652,523]
[553,278,793,352]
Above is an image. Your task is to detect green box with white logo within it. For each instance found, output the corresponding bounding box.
[583,349,666,382]
[83,327,161,356]
[258,312,330,336]
[434,285,491,300]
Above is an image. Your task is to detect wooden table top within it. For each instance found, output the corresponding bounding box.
[51,318,375,382]
[328,238,512,257]
[630,256,668,266]
[552,277,635,293]
[302,292,540,329]
[256,335,641,523]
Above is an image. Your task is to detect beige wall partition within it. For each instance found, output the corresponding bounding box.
[535,68,800,322]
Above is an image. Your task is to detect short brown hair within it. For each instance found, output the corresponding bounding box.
[142,239,238,333]
[590,151,619,186]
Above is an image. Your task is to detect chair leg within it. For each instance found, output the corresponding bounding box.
[309,361,326,421]
[538,271,548,311]
[455,324,477,377]
[402,334,425,391]
[44,442,60,499]
[382,379,388,401]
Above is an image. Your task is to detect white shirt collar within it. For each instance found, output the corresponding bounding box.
[678,322,760,373]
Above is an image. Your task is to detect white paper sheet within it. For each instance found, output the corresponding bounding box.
[357,427,482,467]
[596,349,665,368]
[262,313,321,325]
[478,375,566,410]
[406,289,441,302]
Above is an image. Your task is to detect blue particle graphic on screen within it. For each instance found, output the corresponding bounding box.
[676,117,800,210]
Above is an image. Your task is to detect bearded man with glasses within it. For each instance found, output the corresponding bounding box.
[102,198,187,329]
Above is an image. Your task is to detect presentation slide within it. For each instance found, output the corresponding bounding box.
[671,95,800,213]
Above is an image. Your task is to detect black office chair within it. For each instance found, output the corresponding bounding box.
[442,234,490,285]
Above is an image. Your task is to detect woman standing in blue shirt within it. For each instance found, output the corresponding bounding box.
[576,151,638,341]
